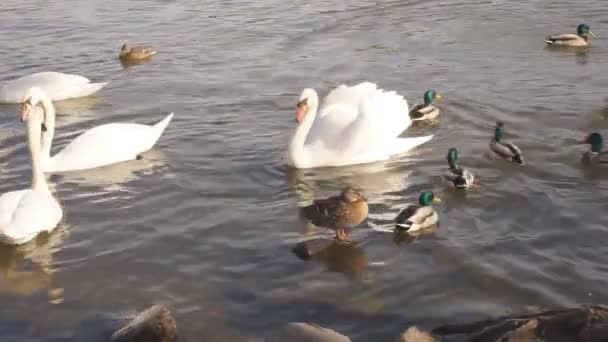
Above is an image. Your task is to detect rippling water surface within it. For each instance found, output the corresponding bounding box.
[1,0,608,340]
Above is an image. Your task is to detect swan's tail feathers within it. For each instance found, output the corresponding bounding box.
[77,81,109,97]
[154,112,174,132]
[388,135,433,156]
[544,39,555,44]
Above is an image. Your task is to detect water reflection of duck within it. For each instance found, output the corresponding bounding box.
[292,238,368,279]
[432,305,608,342]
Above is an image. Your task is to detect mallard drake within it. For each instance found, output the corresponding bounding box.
[409,90,441,121]
[581,132,608,165]
[432,305,608,342]
[395,191,441,232]
[445,148,475,189]
[545,24,599,47]
[300,188,368,240]
[490,121,525,165]
[119,43,157,61]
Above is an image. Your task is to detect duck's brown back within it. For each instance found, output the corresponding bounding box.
[301,195,367,229]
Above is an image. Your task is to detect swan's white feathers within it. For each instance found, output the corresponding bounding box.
[0,185,62,245]
[46,113,173,173]
[289,82,432,168]
[0,72,108,103]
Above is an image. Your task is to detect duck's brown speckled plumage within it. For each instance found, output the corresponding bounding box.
[119,43,157,61]
[300,188,368,239]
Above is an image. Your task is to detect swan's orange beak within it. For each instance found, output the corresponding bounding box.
[296,99,308,123]
[20,101,32,123]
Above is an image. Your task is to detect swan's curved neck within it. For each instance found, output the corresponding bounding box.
[38,95,56,162]
[27,109,48,191]
[288,96,319,168]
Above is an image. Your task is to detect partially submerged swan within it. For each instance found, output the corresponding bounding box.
[0,72,108,104]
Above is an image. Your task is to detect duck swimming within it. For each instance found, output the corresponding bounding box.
[119,43,157,61]
[581,132,608,165]
[489,122,525,165]
[300,188,368,241]
[445,148,475,189]
[409,90,441,121]
[545,24,599,47]
[395,191,441,232]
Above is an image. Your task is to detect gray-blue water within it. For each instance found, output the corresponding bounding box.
[0,0,607,340]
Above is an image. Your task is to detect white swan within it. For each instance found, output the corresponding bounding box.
[0,99,62,245]
[0,72,108,104]
[287,82,433,168]
[22,87,173,173]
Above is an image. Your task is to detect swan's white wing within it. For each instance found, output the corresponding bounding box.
[342,87,411,151]
[0,190,28,228]
[0,72,107,103]
[319,82,378,116]
[0,189,62,245]
[306,82,379,146]
[48,113,173,172]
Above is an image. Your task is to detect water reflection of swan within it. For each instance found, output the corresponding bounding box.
[287,160,414,205]
[292,238,368,280]
[53,148,169,191]
[0,225,67,303]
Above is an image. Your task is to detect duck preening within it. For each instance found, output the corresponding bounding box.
[300,188,368,241]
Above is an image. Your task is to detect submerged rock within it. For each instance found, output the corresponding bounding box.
[432,305,608,342]
[111,305,177,342]
[276,322,351,342]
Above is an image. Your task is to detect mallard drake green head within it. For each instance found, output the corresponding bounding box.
[494,121,504,141]
[395,191,441,232]
[300,187,368,240]
[582,132,603,152]
[418,191,441,206]
[577,24,598,38]
[424,90,441,106]
[447,148,459,169]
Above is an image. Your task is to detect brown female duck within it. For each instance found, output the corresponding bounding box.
[300,188,368,240]
[119,43,157,61]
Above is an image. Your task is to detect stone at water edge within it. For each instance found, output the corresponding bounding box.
[397,326,436,342]
[111,305,177,342]
[275,322,351,342]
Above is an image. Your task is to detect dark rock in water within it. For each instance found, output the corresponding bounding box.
[432,305,608,342]
[111,305,177,342]
[275,322,351,342]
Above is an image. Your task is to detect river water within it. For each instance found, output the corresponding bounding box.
[0,0,607,341]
